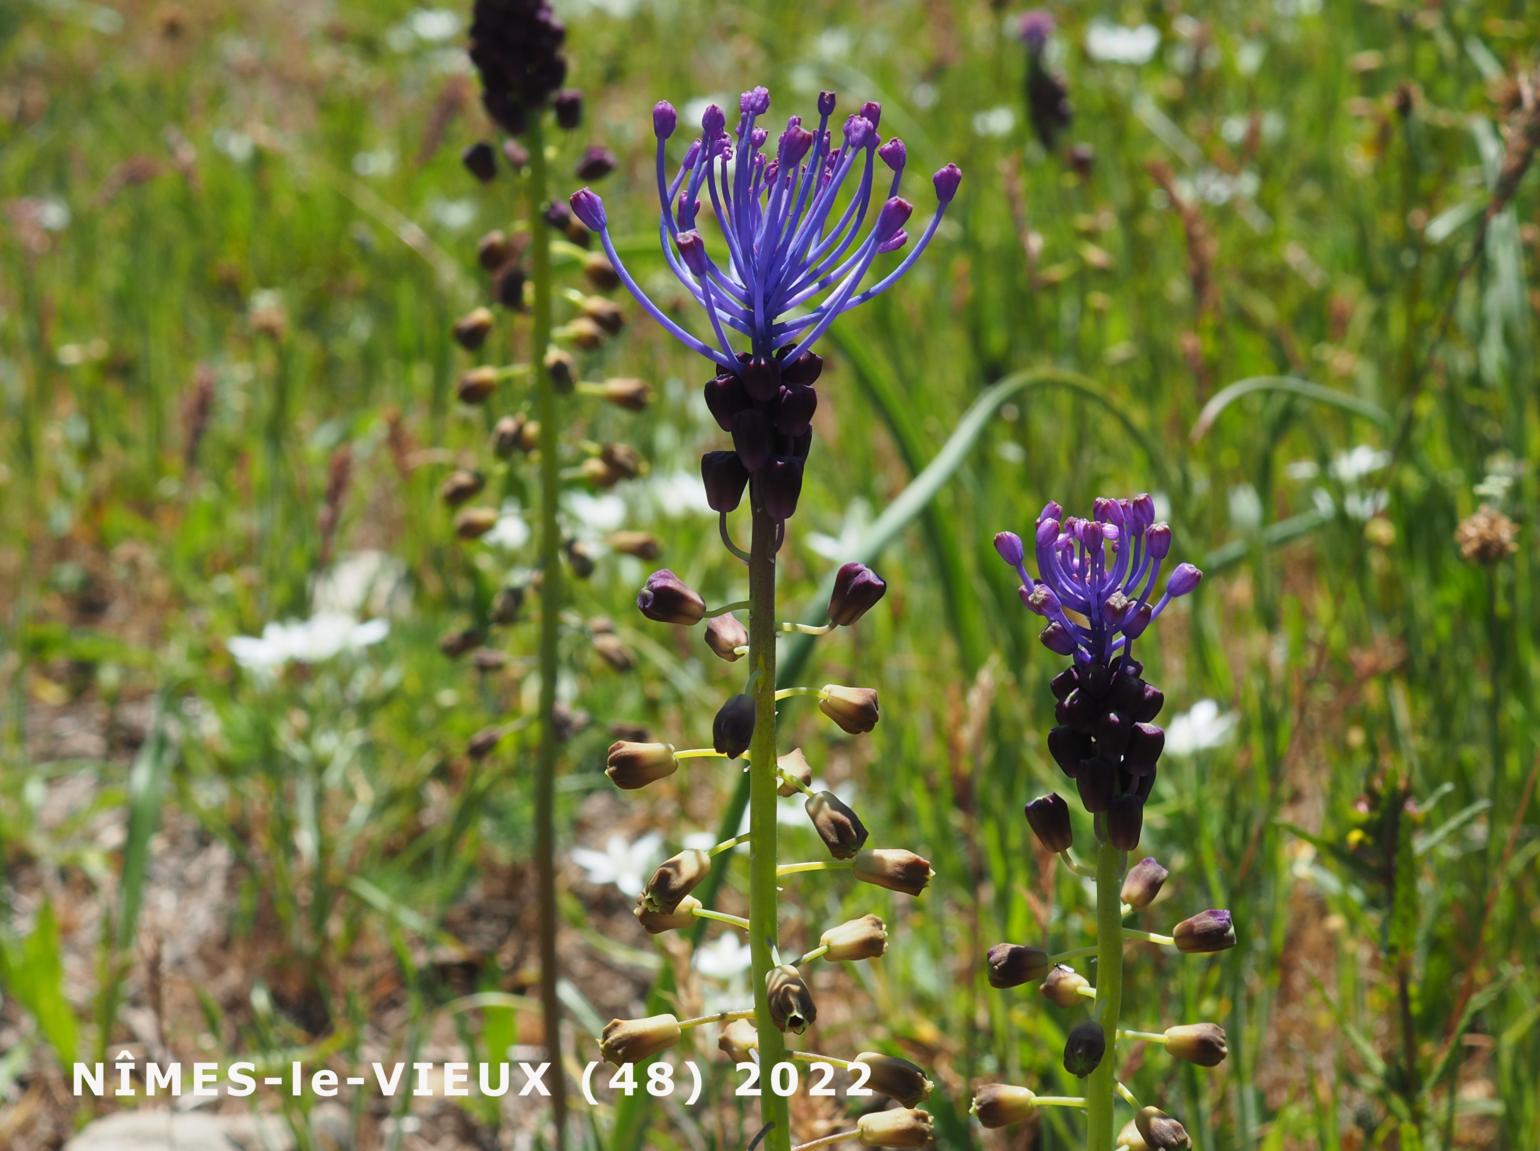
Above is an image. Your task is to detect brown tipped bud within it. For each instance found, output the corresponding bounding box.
[820,913,887,961]
[1040,964,1091,1007]
[1025,792,1073,852]
[1121,857,1169,909]
[857,1108,933,1148]
[471,648,508,672]
[600,1014,681,1065]
[600,442,645,479]
[641,849,711,913]
[454,506,498,540]
[853,1053,932,1107]
[805,790,869,860]
[971,1084,1037,1128]
[853,849,933,897]
[827,562,887,626]
[452,306,495,351]
[562,316,606,350]
[605,740,677,790]
[1063,1019,1106,1077]
[518,419,541,452]
[438,627,480,659]
[1135,1107,1190,1149]
[491,415,524,459]
[1173,909,1236,953]
[457,366,498,405]
[712,693,756,758]
[1164,1023,1228,1067]
[776,747,813,796]
[580,457,623,489]
[765,964,816,1034]
[607,531,661,561]
[718,1019,758,1062]
[467,725,505,760]
[987,943,1050,988]
[490,583,525,625]
[544,347,576,392]
[566,539,597,579]
[818,684,880,734]
[705,613,749,661]
[633,894,700,934]
[599,376,652,411]
[637,569,706,625]
[493,262,527,310]
[477,229,512,270]
[581,296,626,334]
[439,469,484,507]
[583,252,621,291]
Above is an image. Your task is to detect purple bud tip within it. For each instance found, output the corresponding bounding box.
[994,531,1026,567]
[1146,523,1172,560]
[653,100,677,139]
[741,86,771,116]
[783,126,815,166]
[569,188,607,231]
[933,163,963,203]
[1035,518,1059,547]
[818,90,837,117]
[877,229,909,254]
[676,230,709,276]
[844,114,876,150]
[875,196,914,242]
[702,103,726,138]
[1018,9,1054,49]
[878,137,907,171]
[1167,563,1203,598]
[859,100,882,128]
[1038,500,1064,525]
[1131,492,1155,529]
[1040,622,1077,656]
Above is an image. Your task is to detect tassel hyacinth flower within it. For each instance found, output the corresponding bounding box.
[973,498,1234,1151]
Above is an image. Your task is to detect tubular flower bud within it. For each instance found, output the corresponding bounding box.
[820,914,887,961]
[1164,1023,1229,1067]
[1106,793,1145,850]
[712,693,756,758]
[491,416,524,459]
[1117,1120,1152,1149]
[705,612,749,662]
[1121,857,1169,909]
[605,740,677,790]
[1040,964,1091,1007]
[636,569,706,624]
[805,790,869,859]
[463,141,498,182]
[971,1084,1037,1128]
[766,965,816,1034]
[1135,1107,1191,1149]
[1025,792,1073,852]
[853,849,933,896]
[600,1014,682,1065]
[775,747,814,796]
[641,849,711,913]
[633,894,701,934]
[857,1108,934,1148]
[987,943,1050,989]
[828,562,888,626]
[1063,1019,1106,1077]
[452,307,495,350]
[818,685,880,734]
[440,469,485,507]
[454,507,499,540]
[1173,909,1236,953]
[608,531,661,560]
[854,1053,932,1107]
[600,377,651,410]
[457,367,498,404]
[718,1018,758,1062]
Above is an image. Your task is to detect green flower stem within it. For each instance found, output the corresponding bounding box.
[1035,1095,1090,1109]
[679,1008,756,1030]
[780,621,831,636]
[526,117,568,1151]
[776,860,853,878]
[792,944,829,966]
[747,501,792,1151]
[1051,944,1100,963]
[691,907,750,931]
[774,686,821,702]
[788,1049,856,1070]
[1086,840,1126,1151]
[1116,1081,1141,1107]
[709,832,754,857]
[706,599,752,618]
[1059,850,1097,878]
[1123,928,1177,947]
[674,748,731,762]
[776,770,816,798]
[1119,1028,1169,1044]
[791,1131,857,1151]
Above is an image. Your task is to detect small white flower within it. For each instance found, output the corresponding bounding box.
[694,933,753,980]
[426,197,477,232]
[1085,20,1160,65]
[972,106,1017,138]
[806,501,872,563]
[227,613,388,672]
[630,471,714,519]
[1330,445,1391,483]
[565,490,629,534]
[570,831,664,897]
[407,8,460,41]
[1228,483,1263,531]
[312,551,408,617]
[1163,700,1238,757]
[484,503,532,551]
[352,150,397,178]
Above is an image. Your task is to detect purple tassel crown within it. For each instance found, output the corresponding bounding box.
[994,496,1203,848]
[570,87,962,523]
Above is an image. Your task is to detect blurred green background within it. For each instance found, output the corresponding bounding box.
[2,0,1537,1148]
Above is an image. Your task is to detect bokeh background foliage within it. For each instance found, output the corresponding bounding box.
[2,0,1538,1149]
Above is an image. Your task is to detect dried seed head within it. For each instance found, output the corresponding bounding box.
[1173,909,1236,953]
[1456,504,1519,565]
[718,1018,758,1062]
[775,747,813,796]
[819,913,887,962]
[853,849,933,897]
[766,964,816,1034]
[1121,856,1169,909]
[452,306,496,350]
[971,1084,1037,1128]
[1164,1023,1228,1067]
[605,740,677,790]
[857,1108,934,1148]
[1063,1019,1106,1077]
[600,1014,681,1065]
[633,894,700,935]
[637,569,706,625]
[805,790,870,860]
[1040,963,1091,1007]
[640,849,711,913]
[818,684,880,734]
[1025,792,1073,853]
[705,612,749,662]
[454,506,499,539]
[853,1052,932,1107]
[1135,1107,1190,1149]
[987,943,1050,989]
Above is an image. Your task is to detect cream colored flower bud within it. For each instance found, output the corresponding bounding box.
[632,895,700,935]
[853,1053,932,1107]
[805,790,869,859]
[605,740,677,790]
[544,346,577,388]
[765,964,816,1034]
[457,366,498,405]
[600,1014,681,1065]
[439,469,484,508]
[776,747,814,796]
[582,297,626,334]
[857,1108,933,1147]
[853,849,933,897]
[607,530,661,560]
[599,376,651,411]
[705,612,749,662]
[452,306,494,351]
[820,914,887,961]
[818,684,880,734]
[1117,1119,1151,1149]
[1040,964,1091,1007]
[641,848,711,913]
[718,1018,758,1063]
[1164,1023,1228,1067]
[454,506,499,540]
[971,1084,1037,1128]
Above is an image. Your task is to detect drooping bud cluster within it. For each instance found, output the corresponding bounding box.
[569,86,961,524]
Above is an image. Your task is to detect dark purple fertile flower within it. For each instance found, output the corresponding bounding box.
[827,562,887,627]
[569,87,961,522]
